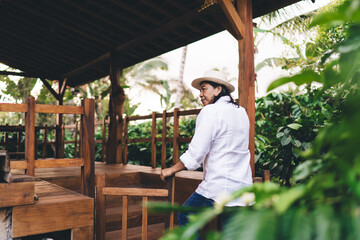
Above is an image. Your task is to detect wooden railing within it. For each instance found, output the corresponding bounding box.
[0,97,95,197]
[95,173,174,240]
[123,108,200,168]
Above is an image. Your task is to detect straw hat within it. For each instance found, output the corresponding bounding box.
[191,70,235,93]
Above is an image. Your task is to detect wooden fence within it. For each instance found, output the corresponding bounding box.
[0,97,95,197]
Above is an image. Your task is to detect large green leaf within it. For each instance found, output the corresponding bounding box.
[267,70,321,92]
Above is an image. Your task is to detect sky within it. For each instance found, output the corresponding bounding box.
[1,0,333,113]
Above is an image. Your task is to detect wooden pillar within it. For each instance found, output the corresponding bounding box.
[106,51,125,164]
[123,116,129,165]
[42,124,48,159]
[237,0,255,177]
[25,97,35,176]
[101,118,107,162]
[81,98,95,198]
[95,173,106,240]
[56,79,65,158]
[151,112,157,168]
[172,108,179,164]
[161,110,167,169]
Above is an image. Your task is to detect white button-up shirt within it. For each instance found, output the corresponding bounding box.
[180,96,253,206]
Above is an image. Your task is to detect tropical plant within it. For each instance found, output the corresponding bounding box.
[255,86,343,186]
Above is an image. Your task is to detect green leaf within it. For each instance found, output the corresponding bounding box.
[267,70,321,92]
[274,186,305,214]
[287,123,302,130]
[281,136,291,146]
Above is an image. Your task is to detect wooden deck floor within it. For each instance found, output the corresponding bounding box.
[12,180,93,239]
[11,162,203,240]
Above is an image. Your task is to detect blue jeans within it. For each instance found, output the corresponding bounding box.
[178,192,235,233]
[178,192,215,226]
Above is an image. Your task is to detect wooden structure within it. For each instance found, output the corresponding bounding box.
[0,0,305,239]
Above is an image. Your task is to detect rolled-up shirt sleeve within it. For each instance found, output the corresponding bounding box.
[180,106,217,170]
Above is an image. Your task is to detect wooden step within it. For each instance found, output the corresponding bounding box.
[105,223,165,240]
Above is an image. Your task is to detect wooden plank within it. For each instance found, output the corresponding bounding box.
[35,158,84,168]
[81,98,95,198]
[42,125,48,158]
[178,109,201,116]
[237,0,255,177]
[123,116,129,165]
[172,108,180,164]
[142,196,148,240]
[10,160,28,169]
[25,97,35,176]
[264,170,271,182]
[122,196,128,240]
[96,173,106,240]
[71,226,93,240]
[35,104,84,114]
[218,0,245,40]
[151,112,157,168]
[161,110,167,169]
[102,187,168,197]
[101,118,106,162]
[0,103,27,112]
[12,194,93,238]
[0,182,34,207]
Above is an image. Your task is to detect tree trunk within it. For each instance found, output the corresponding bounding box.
[174,46,187,109]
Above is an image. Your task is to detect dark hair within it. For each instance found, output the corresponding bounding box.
[201,81,238,107]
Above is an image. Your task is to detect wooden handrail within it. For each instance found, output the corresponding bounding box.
[0,103,27,112]
[102,187,168,197]
[35,104,84,114]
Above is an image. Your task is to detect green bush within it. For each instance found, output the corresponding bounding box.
[255,87,343,186]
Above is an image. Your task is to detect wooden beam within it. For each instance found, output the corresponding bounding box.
[25,97,36,176]
[81,98,95,198]
[237,0,255,177]
[102,187,168,197]
[0,182,34,207]
[0,70,41,79]
[40,78,59,100]
[218,0,245,40]
[95,173,106,240]
[59,77,68,99]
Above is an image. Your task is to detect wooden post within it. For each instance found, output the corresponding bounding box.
[123,116,129,165]
[71,226,93,240]
[264,170,271,182]
[4,125,8,151]
[42,124,48,159]
[25,97,35,176]
[237,0,255,177]
[56,79,65,158]
[95,173,106,240]
[74,121,78,158]
[142,196,148,240]
[106,51,125,164]
[101,118,106,162]
[122,195,128,240]
[17,126,21,160]
[151,112,157,168]
[161,110,167,169]
[81,98,95,198]
[165,177,175,229]
[172,108,179,164]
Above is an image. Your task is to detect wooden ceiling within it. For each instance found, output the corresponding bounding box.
[0,0,301,87]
